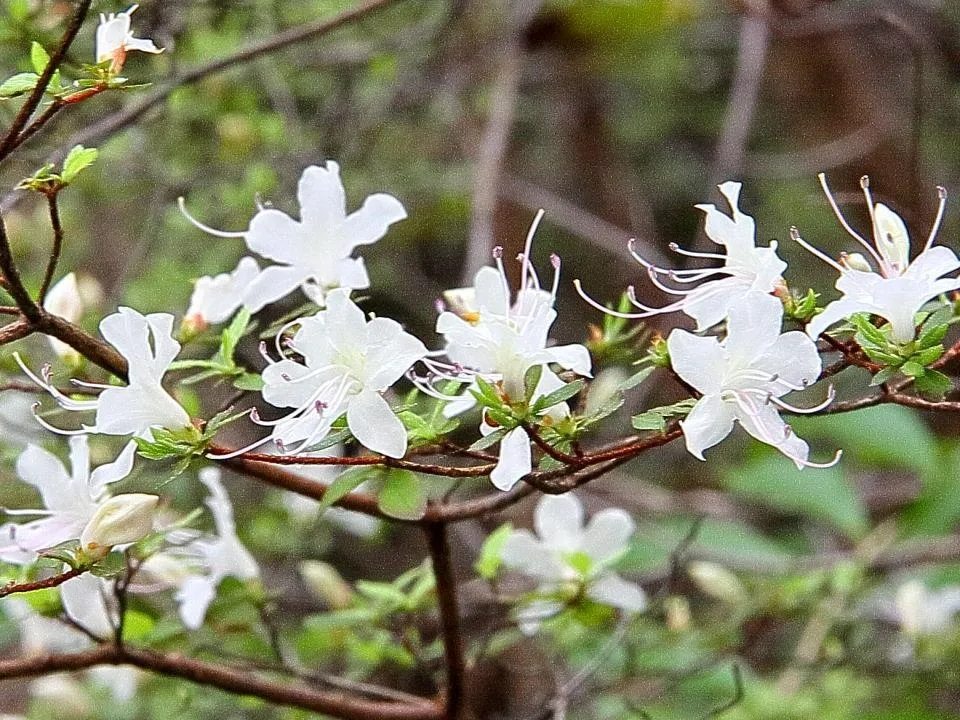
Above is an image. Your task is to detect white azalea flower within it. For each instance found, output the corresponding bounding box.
[214,289,427,459]
[575,181,787,331]
[43,273,84,363]
[500,493,645,634]
[138,468,259,630]
[179,161,407,312]
[667,292,838,468]
[79,492,159,561]
[422,211,591,490]
[18,307,191,439]
[894,580,960,637]
[799,174,960,343]
[184,256,260,330]
[0,436,138,563]
[95,4,163,67]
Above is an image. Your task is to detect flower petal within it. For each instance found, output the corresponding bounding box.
[723,292,783,362]
[500,529,564,580]
[545,343,592,377]
[490,427,532,491]
[175,574,217,630]
[297,162,347,230]
[88,440,137,499]
[346,389,406,458]
[587,572,647,612]
[341,193,407,248]
[246,208,311,265]
[580,508,635,565]
[242,264,312,314]
[680,393,736,461]
[534,494,584,552]
[667,330,725,395]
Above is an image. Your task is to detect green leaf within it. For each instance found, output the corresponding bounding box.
[471,376,503,408]
[468,426,509,451]
[869,366,898,387]
[318,467,374,512]
[721,454,868,538]
[531,379,585,413]
[219,308,251,362]
[377,469,426,520]
[232,372,264,391]
[913,369,953,399]
[356,580,406,606]
[901,360,924,378]
[475,522,513,580]
[0,72,39,98]
[61,145,98,184]
[618,365,654,391]
[29,42,50,75]
[911,345,944,367]
[523,364,543,404]
[631,398,697,432]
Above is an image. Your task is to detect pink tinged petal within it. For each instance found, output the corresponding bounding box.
[241,264,312,314]
[473,266,509,316]
[666,330,725,395]
[61,574,115,638]
[680,393,736,461]
[534,494,585,552]
[500,529,565,581]
[755,331,822,394]
[364,318,428,391]
[297,162,347,230]
[580,508,635,565]
[346,389,406,458]
[175,574,217,630]
[341,193,407,248]
[261,360,321,409]
[95,16,130,62]
[545,343,592,377]
[723,292,784,362]
[904,246,960,284]
[734,401,808,468]
[586,572,647,612]
[806,297,867,339]
[245,208,311,265]
[490,427,532,491]
[88,441,137,499]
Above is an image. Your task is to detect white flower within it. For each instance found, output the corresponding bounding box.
[894,580,960,637]
[575,181,787,331]
[500,493,645,634]
[216,288,427,459]
[95,4,163,67]
[43,273,84,363]
[138,468,259,629]
[0,436,137,563]
[798,174,960,343]
[78,492,158,560]
[184,256,260,330]
[422,212,591,490]
[18,307,191,439]
[179,162,407,312]
[667,292,837,468]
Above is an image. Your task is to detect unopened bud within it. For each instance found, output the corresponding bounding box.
[841,252,872,273]
[79,493,159,561]
[687,561,747,605]
[43,273,86,364]
[300,560,355,609]
[665,595,690,631]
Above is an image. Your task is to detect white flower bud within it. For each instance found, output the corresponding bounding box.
[79,493,159,560]
[873,203,910,275]
[299,560,354,609]
[43,273,84,363]
[841,252,873,273]
[687,561,747,605]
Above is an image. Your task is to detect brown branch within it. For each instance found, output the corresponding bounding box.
[0,0,92,161]
[424,523,465,719]
[0,213,41,322]
[0,567,84,598]
[38,193,63,303]
[0,645,442,720]
[33,311,128,381]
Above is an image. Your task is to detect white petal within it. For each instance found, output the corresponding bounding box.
[500,530,564,581]
[175,575,217,630]
[723,292,783,362]
[490,427,532,491]
[261,359,326,409]
[15,444,71,510]
[587,572,647,612]
[580,508,635,564]
[341,193,407,248]
[666,330,725,394]
[241,264,312,314]
[904,245,960,284]
[754,331,822,393]
[324,289,369,355]
[94,384,190,437]
[346,389,406,458]
[88,440,137,498]
[473,266,509,316]
[546,343,592,377]
[245,208,310,265]
[333,257,371,291]
[806,296,866,339]
[124,36,161,54]
[680,394,736,461]
[363,317,428,390]
[297,162,347,231]
[534,494,584,552]
[61,574,115,638]
[734,401,809,468]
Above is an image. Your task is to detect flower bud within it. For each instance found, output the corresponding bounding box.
[665,595,691,631]
[841,252,872,273]
[79,493,159,561]
[299,560,354,609]
[43,273,84,364]
[687,561,747,605]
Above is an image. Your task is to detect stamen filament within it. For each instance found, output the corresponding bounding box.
[178,198,247,238]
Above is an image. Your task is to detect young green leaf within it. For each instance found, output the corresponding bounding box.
[61,145,99,184]
[318,467,375,512]
[377,469,426,521]
[475,522,513,580]
[0,72,39,98]
[30,42,50,75]
[531,379,585,413]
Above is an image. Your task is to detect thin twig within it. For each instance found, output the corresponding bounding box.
[424,522,465,720]
[38,193,63,303]
[0,567,85,598]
